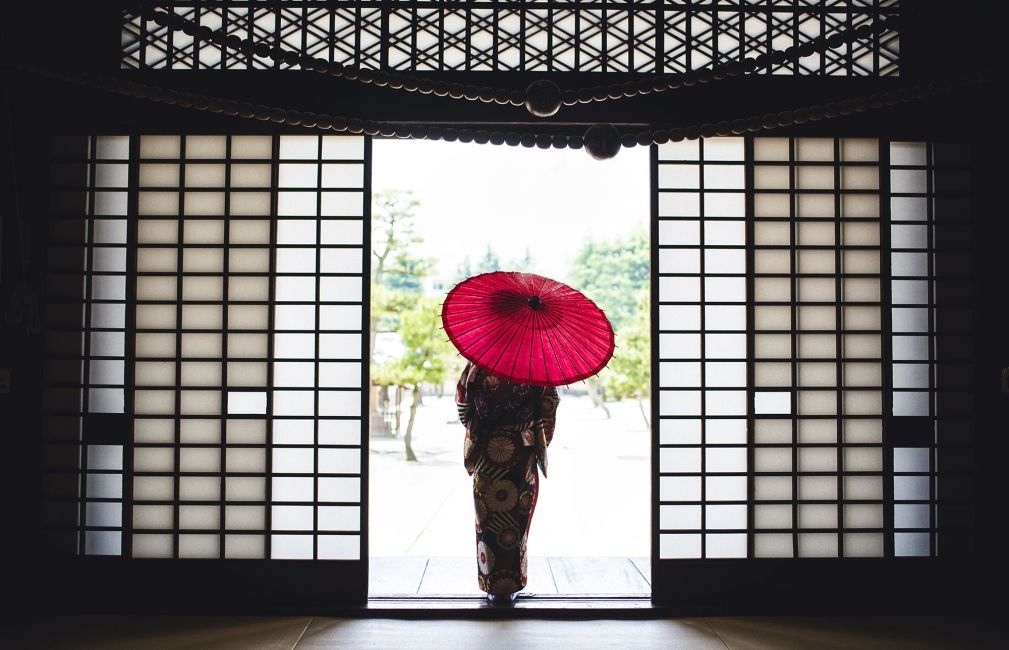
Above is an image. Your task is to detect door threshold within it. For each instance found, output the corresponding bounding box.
[363,594,658,618]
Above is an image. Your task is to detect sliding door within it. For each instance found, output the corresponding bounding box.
[651,136,975,611]
[41,133,371,610]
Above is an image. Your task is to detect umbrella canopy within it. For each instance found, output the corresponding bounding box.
[442,271,615,387]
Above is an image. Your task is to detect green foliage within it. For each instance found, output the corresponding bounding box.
[383,254,433,293]
[372,296,453,388]
[569,229,649,331]
[370,282,418,343]
[600,290,650,402]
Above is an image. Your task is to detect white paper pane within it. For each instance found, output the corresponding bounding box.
[87,444,123,471]
[754,533,793,558]
[272,477,314,503]
[86,502,123,528]
[179,534,219,559]
[706,534,746,558]
[894,532,930,557]
[706,448,746,473]
[322,192,363,217]
[320,249,363,274]
[88,387,125,413]
[318,535,360,560]
[659,534,701,559]
[85,531,122,556]
[754,391,791,415]
[274,448,315,474]
[705,476,746,501]
[132,534,173,558]
[225,535,265,559]
[316,276,364,303]
[322,136,365,160]
[231,136,272,160]
[319,420,362,446]
[318,506,360,531]
[87,473,123,499]
[318,391,362,417]
[798,533,838,558]
[660,505,701,530]
[318,477,361,502]
[272,505,314,531]
[321,220,363,245]
[658,140,700,161]
[280,135,319,159]
[660,476,701,501]
[279,163,320,188]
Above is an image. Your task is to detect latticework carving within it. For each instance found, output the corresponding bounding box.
[121,1,899,76]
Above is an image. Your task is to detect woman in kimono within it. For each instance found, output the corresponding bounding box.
[456,361,560,604]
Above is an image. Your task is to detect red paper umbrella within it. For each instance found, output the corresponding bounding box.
[442,271,615,387]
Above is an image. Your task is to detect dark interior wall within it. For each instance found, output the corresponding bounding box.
[1,1,1006,613]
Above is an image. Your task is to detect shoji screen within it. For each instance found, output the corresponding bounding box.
[131,134,368,561]
[888,142,975,557]
[652,136,974,590]
[649,136,972,609]
[42,134,370,606]
[42,136,132,557]
[750,137,884,558]
[655,137,748,559]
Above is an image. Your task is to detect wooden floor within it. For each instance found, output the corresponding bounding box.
[371,556,650,595]
[4,615,1001,649]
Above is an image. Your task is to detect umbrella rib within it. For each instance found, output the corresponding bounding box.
[552,306,613,365]
[529,305,548,385]
[457,313,520,361]
[550,318,596,380]
[446,310,515,342]
[494,304,533,380]
[538,309,568,386]
[538,304,614,335]
[537,311,588,378]
[443,304,520,325]
[513,304,539,382]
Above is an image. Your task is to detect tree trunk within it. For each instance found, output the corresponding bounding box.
[394,385,403,436]
[403,384,421,462]
[638,397,650,430]
[589,382,611,419]
[369,384,385,436]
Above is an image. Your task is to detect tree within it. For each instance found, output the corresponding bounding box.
[455,245,513,282]
[371,190,426,357]
[568,229,649,331]
[371,190,423,288]
[372,297,454,461]
[454,257,474,284]
[568,229,649,417]
[600,290,651,428]
[475,245,502,274]
[369,189,435,450]
[508,247,535,273]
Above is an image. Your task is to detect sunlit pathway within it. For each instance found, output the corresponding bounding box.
[369,394,651,566]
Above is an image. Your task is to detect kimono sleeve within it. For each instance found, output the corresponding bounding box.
[535,386,560,448]
[455,370,472,427]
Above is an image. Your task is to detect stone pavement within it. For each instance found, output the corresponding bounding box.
[368,393,651,562]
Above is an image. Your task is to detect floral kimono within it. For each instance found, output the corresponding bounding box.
[456,362,559,596]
